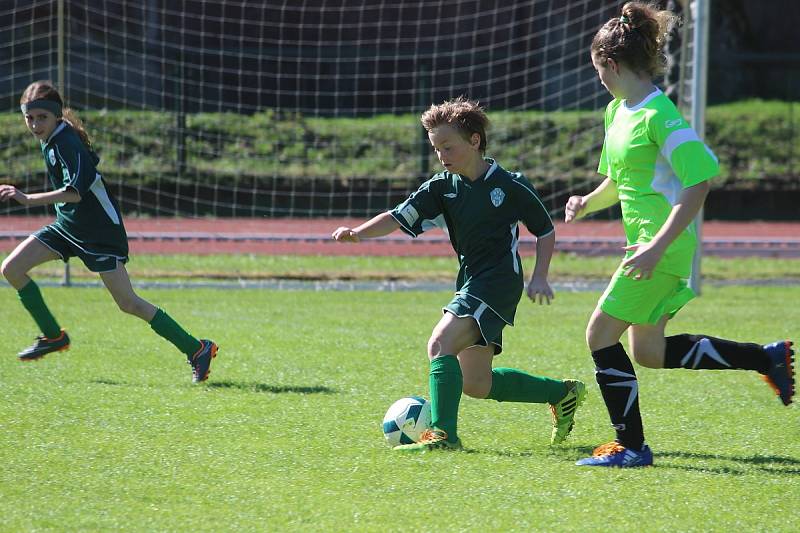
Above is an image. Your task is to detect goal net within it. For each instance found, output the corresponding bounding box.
[1,0,692,222]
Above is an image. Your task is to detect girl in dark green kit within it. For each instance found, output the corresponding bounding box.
[0,80,218,383]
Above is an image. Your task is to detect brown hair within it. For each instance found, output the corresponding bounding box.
[591,2,679,78]
[420,96,489,153]
[21,80,92,149]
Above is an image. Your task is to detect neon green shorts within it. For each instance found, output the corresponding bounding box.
[598,265,696,325]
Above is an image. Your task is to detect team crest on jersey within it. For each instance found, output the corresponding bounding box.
[489,187,505,207]
[48,148,56,166]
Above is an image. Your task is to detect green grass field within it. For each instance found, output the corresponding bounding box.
[1,281,798,531]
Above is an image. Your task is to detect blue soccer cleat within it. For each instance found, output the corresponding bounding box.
[576,441,653,468]
[762,340,795,406]
[188,339,218,383]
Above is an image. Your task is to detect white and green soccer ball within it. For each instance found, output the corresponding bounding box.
[382,396,432,447]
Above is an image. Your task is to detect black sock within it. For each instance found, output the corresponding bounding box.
[592,343,645,450]
[664,334,770,373]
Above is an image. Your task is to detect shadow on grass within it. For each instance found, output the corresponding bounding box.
[465,446,800,475]
[206,380,337,394]
[88,378,336,394]
[463,444,594,458]
[655,450,800,476]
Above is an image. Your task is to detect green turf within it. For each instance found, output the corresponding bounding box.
[1,285,798,531]
[3,252,799,283]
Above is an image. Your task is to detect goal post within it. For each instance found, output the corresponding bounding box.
[688,0,711,295]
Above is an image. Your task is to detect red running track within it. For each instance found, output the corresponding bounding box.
[1,217,798,256]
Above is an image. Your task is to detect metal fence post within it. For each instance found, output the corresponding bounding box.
[57,0,72,287]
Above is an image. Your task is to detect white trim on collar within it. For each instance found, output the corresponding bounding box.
[483,160,498,181]
[43,121,67,145]
[623,88,662,112]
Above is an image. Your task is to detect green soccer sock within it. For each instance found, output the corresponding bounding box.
[486,367,567,404]
[149,308,201,357]
[17,280,62,339]
[429,355,463,443]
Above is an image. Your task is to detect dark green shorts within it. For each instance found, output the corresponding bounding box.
[33,224,129,273]
[443,292,510,355]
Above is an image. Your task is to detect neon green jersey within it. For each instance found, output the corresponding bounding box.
[598,88,719,277]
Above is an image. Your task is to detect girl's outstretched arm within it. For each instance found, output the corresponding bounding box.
[331,211,401,243]
[0,185,81,206]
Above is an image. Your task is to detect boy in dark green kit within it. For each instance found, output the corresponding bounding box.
[0,80,217,383]
[333,96,585,450]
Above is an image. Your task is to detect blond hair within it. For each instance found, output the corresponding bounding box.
[420,96,490,153]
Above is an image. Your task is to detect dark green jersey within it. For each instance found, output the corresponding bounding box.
[390,159,554,324]
[40,122,127,251]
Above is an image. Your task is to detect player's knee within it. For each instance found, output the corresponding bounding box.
[585,319,602,350]
[115,299,136,315]
[462,377,490,399]
[1,256,22,282]
[115,295,144,316]
[631,346,661,368]
[0,256,11,280]
[427,335,444,359]
[585,329,606,352]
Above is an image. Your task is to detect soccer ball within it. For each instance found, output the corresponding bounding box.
[382,396,432,447]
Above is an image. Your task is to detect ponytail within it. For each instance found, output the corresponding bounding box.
[62,108,93,150]
[592,1,680,78]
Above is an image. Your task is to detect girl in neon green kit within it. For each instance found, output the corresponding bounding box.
[568,2,794,468]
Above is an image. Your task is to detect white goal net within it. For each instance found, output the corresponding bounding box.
[0,0,692,221]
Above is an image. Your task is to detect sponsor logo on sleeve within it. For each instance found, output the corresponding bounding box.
[444,192,458,198]
[455,297,471,310]
[399,203,419,226]
[665,118,683,129]
[48,148,56,166]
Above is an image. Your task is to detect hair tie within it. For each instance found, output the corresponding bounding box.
[619,15,630,24]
